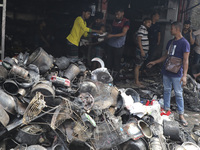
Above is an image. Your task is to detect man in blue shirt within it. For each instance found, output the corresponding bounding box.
[147,22,190,127]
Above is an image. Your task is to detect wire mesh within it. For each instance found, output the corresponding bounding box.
[90,112,122,150]
[23,92,46,124]
[50,99,72,130]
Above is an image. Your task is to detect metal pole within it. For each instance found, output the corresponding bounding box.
[1,0,6,60]
[182,2,200,13]
[180,0,186,22]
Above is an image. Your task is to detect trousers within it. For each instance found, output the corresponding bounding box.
[163,75,184,114]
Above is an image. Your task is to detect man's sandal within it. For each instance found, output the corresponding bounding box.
[179,119,188,127]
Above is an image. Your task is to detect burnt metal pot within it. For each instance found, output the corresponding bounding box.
[163,120,185,141]
[27,47,53,74]
[0,88,16,115]
[55,56,70,70]
[31,82,55,105]
[3,79,19,95]
[0,104,10,127]
[91,68,113,83]
[15,125,44,146]
[79,81,98,97]
[63,63,80,80]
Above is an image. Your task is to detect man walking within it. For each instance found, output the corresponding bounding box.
[147,22,190,127]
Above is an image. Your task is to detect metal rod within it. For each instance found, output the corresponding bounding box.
[182,2,200,13]
[180,0,186,22]
[6,106,58,131]
[1,0,7,60]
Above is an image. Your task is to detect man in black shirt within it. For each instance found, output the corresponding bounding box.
[148,12,161,61]
[182,20,195,71]
[182,20,195,46]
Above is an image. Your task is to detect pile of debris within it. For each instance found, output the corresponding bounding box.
[0,47,200,150]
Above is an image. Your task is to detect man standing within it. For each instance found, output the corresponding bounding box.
[66,6,102,58]
[88,12,106,69]
[134,18,152,87]
[193,34,200,64]
[147,22,190,127]
[182,20,195,75]
[90,12,105,59]
[106,8,130,78]
[182,20,195,46]
[148,12,161,61]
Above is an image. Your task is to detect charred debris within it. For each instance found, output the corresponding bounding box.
[0,47,199,150]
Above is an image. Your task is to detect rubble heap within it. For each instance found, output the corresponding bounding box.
[0,47,200,150]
